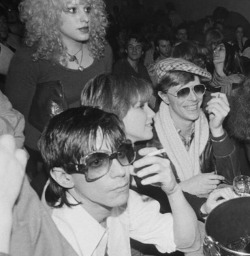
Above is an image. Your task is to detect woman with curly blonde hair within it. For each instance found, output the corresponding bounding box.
[5,0,113,180]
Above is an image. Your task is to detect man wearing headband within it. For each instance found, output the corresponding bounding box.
[38,106,199,256]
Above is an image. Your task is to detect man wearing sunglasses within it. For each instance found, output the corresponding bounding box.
[152,57,240,197]
[38,106,200,256]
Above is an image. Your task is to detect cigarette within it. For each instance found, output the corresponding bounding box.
[147,148,166,156]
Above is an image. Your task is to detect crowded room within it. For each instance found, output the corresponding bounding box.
[1,0,250,255]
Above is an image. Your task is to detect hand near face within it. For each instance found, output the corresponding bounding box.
[133,147,177,194]
[201,187,237,215]
[205,93,230,137]
[180,172,225,195]
[0,135,27,211]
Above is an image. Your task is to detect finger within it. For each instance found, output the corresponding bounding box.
[206,105,229,119]
[0,135,16,154]
[210,93,229,105]
[140,173,161,186]
[15,149,28,170]
[207,179,222,185]
[205,174,225,180]
[205,184,218,191]
[136,164,160,178]
[133,156,169,169]
[138,147,157,156]
[207,101,230,115]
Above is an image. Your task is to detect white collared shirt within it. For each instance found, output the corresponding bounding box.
[52,190,176,256]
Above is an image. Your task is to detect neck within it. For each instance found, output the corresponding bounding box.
[69,189,112,224]
[127,58,139,71]
[169,107,195,137]
[62,39,87,55]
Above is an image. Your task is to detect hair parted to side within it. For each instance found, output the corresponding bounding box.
[19,0,108,61]
[81,74,153,119]
[156,71,195,93]
[38,106,126,207]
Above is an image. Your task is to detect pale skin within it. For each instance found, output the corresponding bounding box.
[132,147,200,250]
[0,135,27,254]
[160,77,230,195]
[59,0,94,70]
[180,92,230,195]
[53,138,200,251]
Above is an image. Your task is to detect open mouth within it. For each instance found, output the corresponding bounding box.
[79,27,89,33]
[185,105,199,111]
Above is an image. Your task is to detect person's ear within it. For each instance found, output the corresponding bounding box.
[158,91,170,104]
[50,167,74,188]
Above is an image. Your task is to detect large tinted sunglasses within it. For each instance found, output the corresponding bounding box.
[67,141,135,182]
[167,84,206,99]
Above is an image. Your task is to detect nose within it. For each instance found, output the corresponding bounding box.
[109,159,127,178]
[79,8,89,23]
[145,104,155,119]
[188,87,198,101]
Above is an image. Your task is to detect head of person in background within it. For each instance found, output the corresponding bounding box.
[125,33,145,65]
[213,41,244,77]
[205,28,224,53]
[81,74,155,144]
[0,8,8,44]
[19,0,108,64]
[175,23,188,45]
[153,34,172,62]
[234,25,249,53]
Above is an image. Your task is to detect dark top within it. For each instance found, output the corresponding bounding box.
[5,44,113,150]
[133,128,240,222]
[113,58,151,82]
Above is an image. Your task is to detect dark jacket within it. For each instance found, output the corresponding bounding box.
[133,128,240,221]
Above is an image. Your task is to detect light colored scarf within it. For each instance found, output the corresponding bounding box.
[154,102,209,181]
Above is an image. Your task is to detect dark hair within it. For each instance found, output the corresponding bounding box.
[171,41,198,63]
[125,33,146,50]
[223,42,244,75]
[226,78,250,141]
[81,74,153,119]
[154,33,172,60]
[156,71,195,93]
[205,28,224,50]
[38,106,126,207]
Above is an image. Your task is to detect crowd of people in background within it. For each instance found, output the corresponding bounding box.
[1,0,250,256]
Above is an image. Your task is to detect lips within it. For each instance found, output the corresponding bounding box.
[113,182,129,192]
[184,105,199,111]
[79,27,89,33]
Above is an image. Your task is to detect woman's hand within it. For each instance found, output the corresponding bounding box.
[132,147,177,194]
[180,172,225,195]
[206,92,230,137]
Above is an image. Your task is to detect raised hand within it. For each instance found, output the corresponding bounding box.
[205,92,230,137]
[132,147,177,194]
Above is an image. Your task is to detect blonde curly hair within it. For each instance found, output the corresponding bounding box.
[19,0,108,61]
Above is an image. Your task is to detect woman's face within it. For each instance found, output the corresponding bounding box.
[122,101,155,143]
[236,27,244,40]
[59,0,92,46]
[213,43,226,65]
